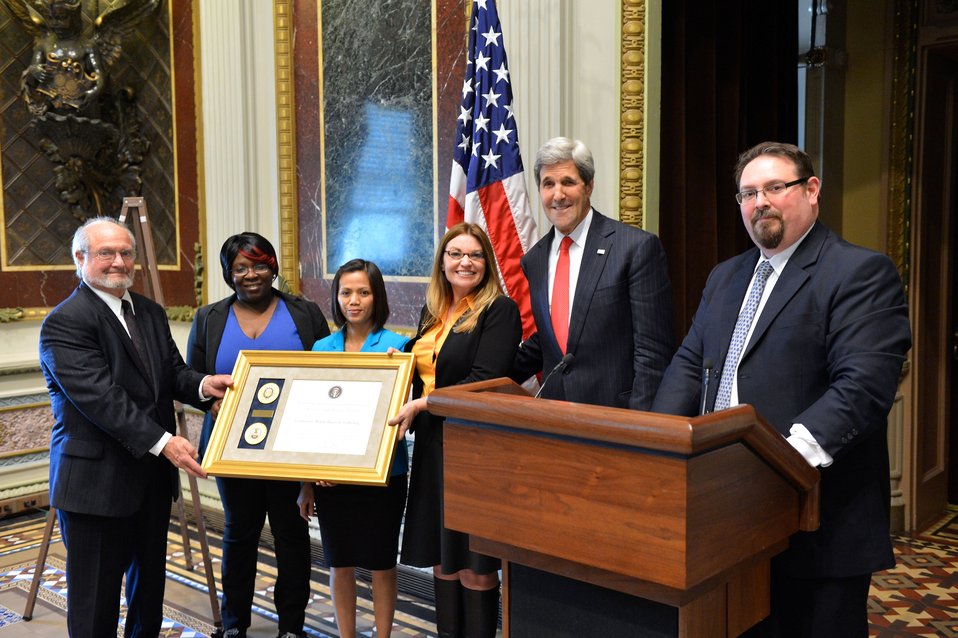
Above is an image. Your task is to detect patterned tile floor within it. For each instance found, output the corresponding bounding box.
[0,511,435,637]
[870,506,958,638]
[0,508,956,636]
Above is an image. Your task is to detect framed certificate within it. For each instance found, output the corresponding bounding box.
[202,350,415,485]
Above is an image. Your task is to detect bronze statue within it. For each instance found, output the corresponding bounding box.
[1,0,160,219]
[3,0,159,116]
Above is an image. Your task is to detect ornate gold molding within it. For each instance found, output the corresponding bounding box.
[193,240,204,307]
[0,304,192,323]
[274,0,300,293]
[0,308,49,322]
[166,306,196,322]
[194,0,208,306]
[0,308,25,323]
[620,0,645,228]
[886,0,918,291]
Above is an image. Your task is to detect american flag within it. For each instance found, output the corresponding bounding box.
[447,0,537,338]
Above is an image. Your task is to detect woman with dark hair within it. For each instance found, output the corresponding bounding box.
[388,223,521,638]
[187,232,329,638]
[297,258,409,638]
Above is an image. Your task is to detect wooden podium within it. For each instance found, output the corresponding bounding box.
[427,379,819,638]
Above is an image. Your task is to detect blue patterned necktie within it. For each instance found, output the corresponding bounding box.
[713,261,774,410]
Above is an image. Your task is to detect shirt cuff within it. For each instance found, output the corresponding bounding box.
[787,424,834,468]
[150,431,173,456]
[198,375,211,401]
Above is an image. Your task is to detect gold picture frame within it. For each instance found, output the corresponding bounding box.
[203,350,415,485]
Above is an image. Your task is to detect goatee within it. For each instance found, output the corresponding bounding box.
[751,211,783,251]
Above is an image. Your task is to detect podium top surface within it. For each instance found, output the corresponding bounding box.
[428,377,818,494]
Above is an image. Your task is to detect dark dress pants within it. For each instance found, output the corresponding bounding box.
[58,459,172,638]
[741,571,873,638]
[216,476,311,635]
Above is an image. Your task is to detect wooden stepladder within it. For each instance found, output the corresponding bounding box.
[24,198,221,631]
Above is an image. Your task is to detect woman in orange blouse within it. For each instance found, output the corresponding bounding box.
[389,223,521,638]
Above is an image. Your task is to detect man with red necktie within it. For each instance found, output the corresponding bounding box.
[512,137,674,410]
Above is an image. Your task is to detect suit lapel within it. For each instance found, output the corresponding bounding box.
[717,252,759,364]
[204,298,232,372]
[82,285,157,396]
[82,284,136,363]
[566,213,613,351]
[365,329,382,351]
[741,222,825,360]
[525,229,558,347]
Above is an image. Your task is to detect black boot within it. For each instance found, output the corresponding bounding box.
[462,586,500,638]
[434,576,463,638]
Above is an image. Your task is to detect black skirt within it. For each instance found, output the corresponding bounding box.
[400,413,501,575]
[314,473,408,570]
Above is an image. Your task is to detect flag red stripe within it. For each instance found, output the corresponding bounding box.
[477,181,535,339]
[446,195,465,229]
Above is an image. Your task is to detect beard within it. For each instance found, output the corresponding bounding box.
[85,269,135,291]
[750,209,784,251]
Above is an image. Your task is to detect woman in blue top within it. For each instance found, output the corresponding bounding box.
[188,233,330,638]
[298,258,409,638]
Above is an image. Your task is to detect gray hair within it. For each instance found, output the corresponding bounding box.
[71,216,136,278]
[534,137,595,186]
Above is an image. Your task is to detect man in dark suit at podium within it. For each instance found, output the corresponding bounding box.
[39,217,232,637]
[652,142,912,637]
[513,137,674,410]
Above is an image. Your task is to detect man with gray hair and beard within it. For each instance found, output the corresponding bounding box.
[39,216,232,637]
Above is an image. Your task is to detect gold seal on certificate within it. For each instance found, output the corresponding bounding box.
[257,382,281,404]
[244,422,268,445]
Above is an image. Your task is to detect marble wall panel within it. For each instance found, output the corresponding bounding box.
[296,0,467,330]
[321,0,433,278]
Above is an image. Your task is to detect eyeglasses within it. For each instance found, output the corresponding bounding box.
[231,263,272,276]
[85,248,135,262]
[444,249,485,261]
[735,177,809,205]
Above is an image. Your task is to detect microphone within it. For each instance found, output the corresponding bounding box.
[699,357,714,415]
[534,353,574,399]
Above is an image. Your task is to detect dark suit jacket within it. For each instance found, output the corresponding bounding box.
[513,211,674,410]
[39,282,207,517]
[186,289,330,454]
[652,221,912,577]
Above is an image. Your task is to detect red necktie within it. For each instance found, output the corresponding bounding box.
[550,236,573,354]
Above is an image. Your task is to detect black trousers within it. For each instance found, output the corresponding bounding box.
[58,461,172,638]
[742,571,872,638]
[216,476,311,635]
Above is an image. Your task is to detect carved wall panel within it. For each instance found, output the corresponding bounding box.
[0,0,202,311]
